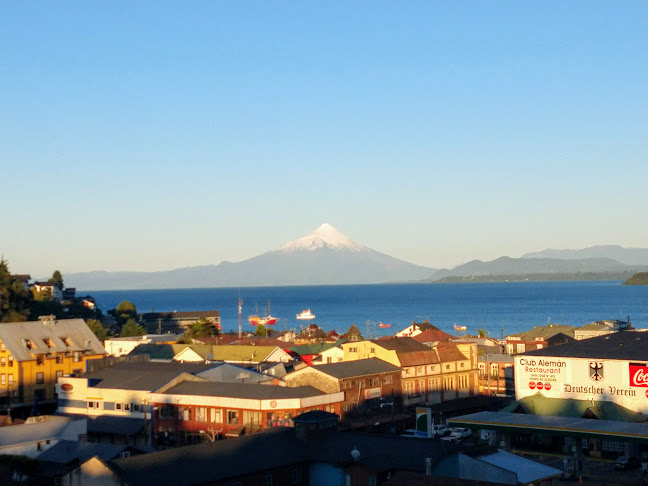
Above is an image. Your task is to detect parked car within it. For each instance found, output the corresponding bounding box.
[615,456,640,470]
[448,427,472,440]
[432,424,449,437]
[400,429,426,438]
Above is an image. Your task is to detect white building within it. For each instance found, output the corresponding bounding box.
[0,415,86,459]
[103,334,181,357]
[514,331,648,415]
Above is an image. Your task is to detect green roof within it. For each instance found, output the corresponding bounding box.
[288,343,338,355]
[129,344,191,360]
[501,393,647,423]
[210,345,280,363]
[509,324,575,341]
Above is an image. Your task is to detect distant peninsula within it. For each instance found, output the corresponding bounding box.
[433,271,640,284]
[623,272,648,285]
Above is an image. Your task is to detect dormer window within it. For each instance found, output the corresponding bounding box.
[24,339,33,350]
[61,337,72,347]
[43,338,53,348]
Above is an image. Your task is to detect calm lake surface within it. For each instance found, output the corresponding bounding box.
[87,281,648,339]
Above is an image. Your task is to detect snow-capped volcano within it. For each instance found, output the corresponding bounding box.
[65,223,436,289]
[277,223,365,253]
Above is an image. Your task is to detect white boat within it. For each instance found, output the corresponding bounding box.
[296,309,316,320]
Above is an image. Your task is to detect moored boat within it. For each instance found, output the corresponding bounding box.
[296,309,316,320]
[378,322,391,328]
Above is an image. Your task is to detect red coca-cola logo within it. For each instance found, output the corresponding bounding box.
[629,364,648,387]
[536,382,544,390]
[61,383,73,392]
[544,383,551,391]
[529,381,536,389]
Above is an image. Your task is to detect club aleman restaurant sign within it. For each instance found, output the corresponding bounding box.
[514,356,648,412]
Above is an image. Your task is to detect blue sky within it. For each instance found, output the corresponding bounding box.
[1,1,646,276]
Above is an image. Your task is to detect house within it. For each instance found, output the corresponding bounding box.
[0,415,86,459]
[149,376,345,445]
[341,323,363,342]
[395,320,441,338]
[573,319,631,341]
[411,328,454,347]
[62,288,77,301]
[284,358,402,420]
[104,334,182,357]
[13,274,32,291]
[478,354,514,396]
[0,316,106,408]
[342,338,479,407]
[31,281,63,301]
[505,324,575,355]
[289,342,344,366]
[451,335,503,355]
[138,311,221,334]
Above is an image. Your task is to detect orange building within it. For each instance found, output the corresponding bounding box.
[0,316,106,408]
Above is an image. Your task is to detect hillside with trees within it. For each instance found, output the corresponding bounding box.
[623,272,648,285]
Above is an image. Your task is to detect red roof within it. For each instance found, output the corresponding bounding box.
[410,328,453,344]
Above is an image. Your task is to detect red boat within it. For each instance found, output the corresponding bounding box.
[249,315,278,326]
[378,322,391,328]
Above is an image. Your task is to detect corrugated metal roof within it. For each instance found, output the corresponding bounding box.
[398,350,439,366]
[476,449,561,484]
[374,337,430,353]
[0,318,106,361]
[162,381,324,399]
[310,358,401,379]
[0,416,75,448]
[522,330,648,360]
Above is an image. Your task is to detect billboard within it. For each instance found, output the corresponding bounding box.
[416,407,432,438]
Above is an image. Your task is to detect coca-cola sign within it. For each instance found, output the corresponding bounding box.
[629,363,648,387]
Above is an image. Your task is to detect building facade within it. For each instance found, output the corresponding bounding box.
[0,317,106,407]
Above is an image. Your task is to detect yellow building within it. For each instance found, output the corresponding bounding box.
[0,316,106,408]
[341,337,479,406]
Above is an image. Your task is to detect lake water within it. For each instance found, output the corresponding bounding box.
[87,281,648,339]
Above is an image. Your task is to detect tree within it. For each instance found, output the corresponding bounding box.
[477,328,488,338]
[187,318,220,339]
[86,319,107,341]
[255,325,267,337]
[110,300,138,326]
[120,318,146,337]
[0,259,31,322]
[49,270,64,291]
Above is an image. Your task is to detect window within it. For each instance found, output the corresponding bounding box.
[262,475,273,486]
[404,381,416,397]
[0,374,5,385]
[181,408,190,421]
[73,352,81,362]
[226,410,238,425]
[87,401,100,409]
[124,403,131,412]
[327,357,332,364]
[348,347,358,353]
[56,370,63,378]
[369,377,379,386]
[195,407,207,422]
[460,362,465,368]
[36,355,44,366]
[1,342,5,351]
[291,468,303,484]
[382,375,392,384]
[0,357,4,366]
[342,381,352,389]
[417,366,424,375]
[56,355,63,364]
[8,374,14,385]
[119,451,131,459]
[369,347,376,353]
[210,408,223,423]
[8,356,13,367]
[159,405,173,418]
[61,337,72,347]
[445,364,451,370]
[43,338,53,348]
[24,339,32,350]
[116,403,122,411]
[133,404,142,412]
[36,372,44,384]
[417,379,425,394]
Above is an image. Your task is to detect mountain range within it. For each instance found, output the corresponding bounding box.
[65,224,434,290]
[63,225,648,290]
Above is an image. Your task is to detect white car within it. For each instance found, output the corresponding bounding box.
[449,427,472,439]
[432,424,449,437]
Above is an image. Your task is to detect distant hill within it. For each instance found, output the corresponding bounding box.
[623,272,648,285]
[65,224,436,290]
[522,245,648,266]
[424,256,648,283]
